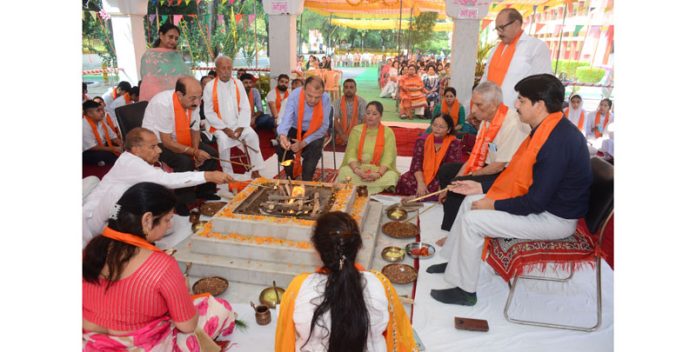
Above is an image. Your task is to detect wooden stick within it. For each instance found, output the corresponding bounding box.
[401,186,452,204]
[403,203,437,223]
[210,157,252,168]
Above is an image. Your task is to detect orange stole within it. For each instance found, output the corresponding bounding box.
[441,99,462,125]
[294,89,324,178]
[124,93,132,105]
[593,111,610,138]
[564,107,585,131]
[274,266,416,352]
[357,123,385,166]
[274,87,288,114]
[172,92,193,147]
[462,104,508,174]
[101,226,162,252]
[210,78,242,134]
[422,134,455,186]
[85,116,113,147]
[486,111,564,200]
[486,31,523,86]
[339,95,360,144]
[104,113,121,140]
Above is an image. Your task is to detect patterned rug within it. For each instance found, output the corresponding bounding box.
[485,230,596,282]
[274,168,338,183]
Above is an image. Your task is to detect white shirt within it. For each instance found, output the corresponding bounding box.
[482,107,530,165]
[589,111,614,138]
[292,272,389,352]
[266,87,291,123]
[100,88,117,108]
[107,94,128,121]
[142,89,201,143]
[83,118,117,151]
[202,78,251,132]
[482,32,552,107]
[82,151,206,247]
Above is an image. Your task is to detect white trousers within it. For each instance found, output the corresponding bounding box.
[213,128,264,175]
[440,194,578,293]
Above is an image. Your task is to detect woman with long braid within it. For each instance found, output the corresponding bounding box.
[275,212,416,352]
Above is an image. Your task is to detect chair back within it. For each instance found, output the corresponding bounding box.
[115,101,148,137]
[585,157,614,234]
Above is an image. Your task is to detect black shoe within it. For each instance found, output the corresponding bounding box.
[198,193,221,201]
[175,204,191,217]
[430,287,477,306]
[426,262,448,274]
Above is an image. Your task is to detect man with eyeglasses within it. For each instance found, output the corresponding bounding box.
[482,8,552,108]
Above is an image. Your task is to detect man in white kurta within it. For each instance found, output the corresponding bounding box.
[481,8,552,108]
[101,81,132,109]
[203,56,263,179]
[82,127,234,247]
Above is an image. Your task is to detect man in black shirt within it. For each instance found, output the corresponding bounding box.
[429,74,592,306]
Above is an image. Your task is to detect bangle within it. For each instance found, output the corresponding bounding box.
[183,147,191,154]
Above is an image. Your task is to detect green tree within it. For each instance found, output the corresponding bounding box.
[410,11,438,52]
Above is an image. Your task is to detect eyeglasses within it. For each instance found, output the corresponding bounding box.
[494,20,516,32]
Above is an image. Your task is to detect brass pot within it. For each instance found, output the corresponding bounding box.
[259,286,286,308]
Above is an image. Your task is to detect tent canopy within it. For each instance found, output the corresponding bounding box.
[304,0,447,20]
[330,18,453,31]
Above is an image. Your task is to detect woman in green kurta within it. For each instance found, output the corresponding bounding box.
[139,23,192,102]
[424,87,477,137]
[338,101,399,194]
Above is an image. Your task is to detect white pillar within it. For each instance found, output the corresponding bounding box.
[110,15,147,83]
[101,0,148,84]
[450,19,479,107]
[268,15,297,82]
[445,0,491,106]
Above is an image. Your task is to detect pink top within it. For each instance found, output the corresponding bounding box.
[83,252,196,331]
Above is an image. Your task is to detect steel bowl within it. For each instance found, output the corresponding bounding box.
[405,242,436,259]
[259,286,286,308]
[192,276,229,296]
[381,246,406,263]
[386,206,408,221]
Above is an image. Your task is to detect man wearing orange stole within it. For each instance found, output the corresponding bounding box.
[141,76,220,215]
[332,79,367,146]
[482,8,552,107]
[436,82,529,232]
[428,74,592,306]
[276,77,331,181]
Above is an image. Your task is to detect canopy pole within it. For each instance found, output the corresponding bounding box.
[554,3,568,74]
[254,0,258,69]
[397,0,403,54]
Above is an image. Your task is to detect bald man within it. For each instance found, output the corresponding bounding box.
[142,76,221,215]
[203,56,263,179]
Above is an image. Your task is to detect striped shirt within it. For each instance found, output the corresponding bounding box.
[83,252,195,331]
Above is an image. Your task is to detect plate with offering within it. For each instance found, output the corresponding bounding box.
[381,264,417,284]
[381,246,406,263]
[405,242,435,259]
[192,276,229,296]
[382,221,419,239]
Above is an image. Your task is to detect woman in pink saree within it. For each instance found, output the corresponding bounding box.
[139,23,192,102]
[83,182,235,351]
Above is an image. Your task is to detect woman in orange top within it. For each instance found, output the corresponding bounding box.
[398,64,428,120]
[396,114,462,200]
[275,212,416,352]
